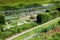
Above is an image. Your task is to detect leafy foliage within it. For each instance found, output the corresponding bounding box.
[0,22,38,39]
[36,13,53,24]
[0,14,5,24]
[50,10,60,18]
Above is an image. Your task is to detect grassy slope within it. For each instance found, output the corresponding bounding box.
[0,0,51,6]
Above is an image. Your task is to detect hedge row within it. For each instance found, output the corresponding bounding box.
[40,21,60,33]
[37,11,60,24]
[49,10,60,18]
[0,22,38,40]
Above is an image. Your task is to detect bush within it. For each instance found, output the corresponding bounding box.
[49,10,60,18]
[36,13,53,24]
[58,21,60,25]
[45,10,50,12]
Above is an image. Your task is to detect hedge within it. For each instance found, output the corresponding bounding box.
[49,10,60,18]
[37,13,54,24]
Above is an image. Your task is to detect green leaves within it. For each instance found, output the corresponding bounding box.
[0,22,38,39]
[37,13,53,24]
[0,14,5,25]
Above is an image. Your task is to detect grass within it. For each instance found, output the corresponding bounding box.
[13,17,60,40]
[0,0,51,6]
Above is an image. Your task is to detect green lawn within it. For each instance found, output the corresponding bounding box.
[13,17,60,40]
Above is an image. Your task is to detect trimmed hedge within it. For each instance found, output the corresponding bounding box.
[37,11,60,24]
[37,13,53,24]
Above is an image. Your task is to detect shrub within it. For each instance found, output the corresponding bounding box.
[0,14,5,25]
[56,8,60,12]
[36,13,53,24]
[49,10,60,18]
[45,10,50,12]
[58,21,60,25]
